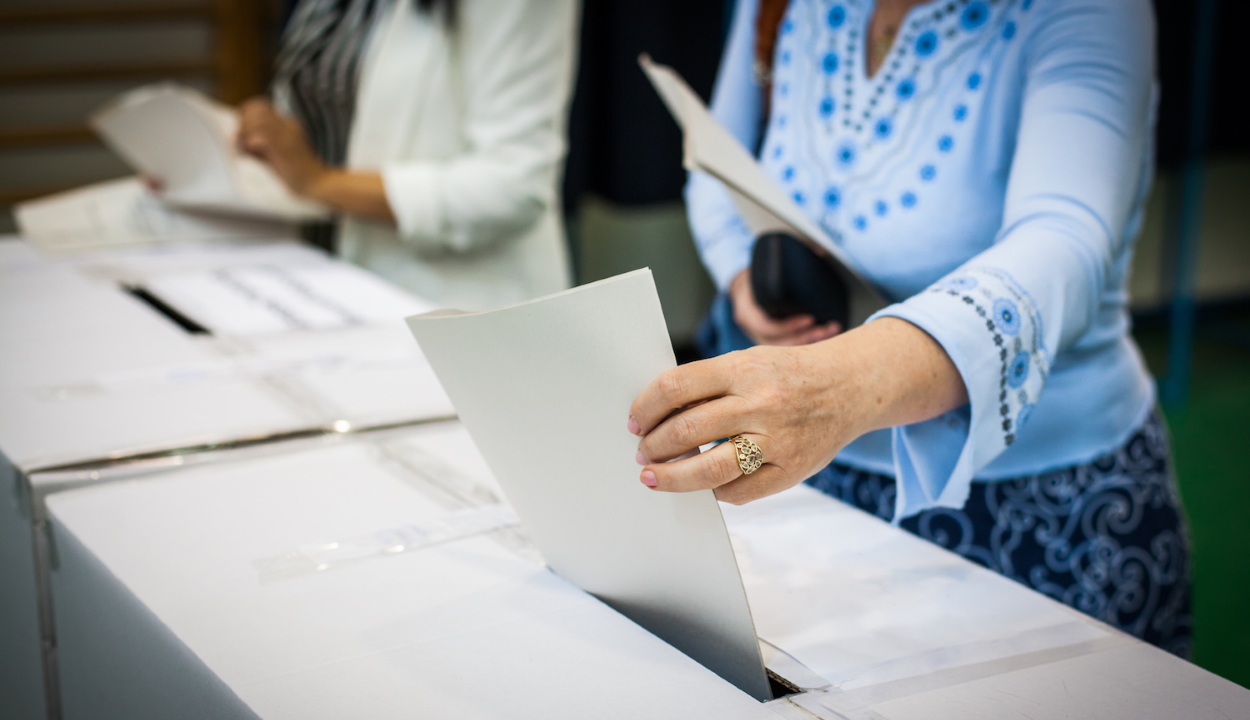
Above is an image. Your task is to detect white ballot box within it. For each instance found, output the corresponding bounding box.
[0,237,454,719]
[0,238,453,472]
[722,486,1250,720]
[44,428,778,720]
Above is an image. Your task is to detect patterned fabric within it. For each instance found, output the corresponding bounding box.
[274,0,391,166]
[688,0,1160,520]
[806,410,1192,657]
[930,268,1049,449]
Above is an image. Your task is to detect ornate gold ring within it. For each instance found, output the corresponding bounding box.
[731,435,764,476]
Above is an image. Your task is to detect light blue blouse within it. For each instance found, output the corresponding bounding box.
[687,0,1159,519]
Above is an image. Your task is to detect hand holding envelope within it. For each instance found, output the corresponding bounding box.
[407,270,773,701]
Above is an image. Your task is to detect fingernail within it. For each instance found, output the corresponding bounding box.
[635,451,649,466]
[628,416,641,435]
[640,470,657,488]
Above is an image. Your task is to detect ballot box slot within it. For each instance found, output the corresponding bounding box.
[766,669,801,699]
[758,637,830,698]
[123,284,211,335]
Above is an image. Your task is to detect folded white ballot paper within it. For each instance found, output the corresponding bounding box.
[639,55,887,326]
[91,84,328,221]
[406,269,773,702]
[142,262,436,336]
[14,177,296,254]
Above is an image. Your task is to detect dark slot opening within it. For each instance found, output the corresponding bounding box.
[766,669,800,700]
[123,285,211,335]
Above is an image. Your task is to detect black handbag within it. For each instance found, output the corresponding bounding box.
[749,232,850,327]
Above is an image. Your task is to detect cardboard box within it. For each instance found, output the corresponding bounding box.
[0,237,453,719]
[721,486,1250,719]
[46,431,778,720]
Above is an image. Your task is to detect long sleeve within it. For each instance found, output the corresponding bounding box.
[685,0,763,290]
[382,0,576,253]
[871,0,1156,519]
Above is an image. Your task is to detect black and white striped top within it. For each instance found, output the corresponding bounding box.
[273,0,391,166]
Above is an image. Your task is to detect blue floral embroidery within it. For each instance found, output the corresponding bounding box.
[915,31,938,57]
[942,276,978,292]
[1007,351,1030,389]
[824,187,842,208]
[920,164,937,181]
[1016,403,1035,429]
[854,215,868,231]
[827,5,846,29]
[961,1,990,31]
[901,191,917,208]
[836,141,857,167]
[968,72,982,90]
[929,267,1046,447]
[874,117,893,139]
[954,104,968,122]
[938,135,954,152]
[875,200,889,217]
[993,298,1021,335]
[820,96,835,117]
[822,52,839,73]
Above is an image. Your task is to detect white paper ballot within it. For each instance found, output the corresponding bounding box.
[91,84,328,221]
[406,269,772,701]
[143,262,436,336]
[14,178,297,254]
[639,55,887,326]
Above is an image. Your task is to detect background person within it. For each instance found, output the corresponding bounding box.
[236,0,579,311]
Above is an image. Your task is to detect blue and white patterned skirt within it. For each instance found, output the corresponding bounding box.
[696,293,1192,655]
[806,410,1192,656]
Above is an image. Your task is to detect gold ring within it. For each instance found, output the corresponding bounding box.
[731,435,764,475]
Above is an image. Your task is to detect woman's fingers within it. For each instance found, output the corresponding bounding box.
[796,322,842,345]
[637,394,748,463]
[238,97,275,124]
[629,358,733,436]
[713,464,794,505]
[640,436,760,493]
[238,130,272,158]
[737,301,815,343]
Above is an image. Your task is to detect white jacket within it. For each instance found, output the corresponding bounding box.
[339,0,577,311]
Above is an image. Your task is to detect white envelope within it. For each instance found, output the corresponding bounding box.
[91,84,329,222]
[406,269,772,701]
[639,55,887,326]
[14,177,297,254]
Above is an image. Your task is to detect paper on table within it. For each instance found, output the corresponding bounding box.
[639,55,888,326]
[14,178,296,254]
[406,269,772,701]
[143,263,436,336]
[91,84,328,221]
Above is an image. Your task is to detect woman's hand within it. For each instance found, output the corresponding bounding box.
[728,269,842,346]
[628,318,968,505]
[235,98,396,223]
[236,98,327,196]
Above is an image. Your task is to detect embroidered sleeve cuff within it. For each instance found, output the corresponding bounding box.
[868,267,1049,520]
